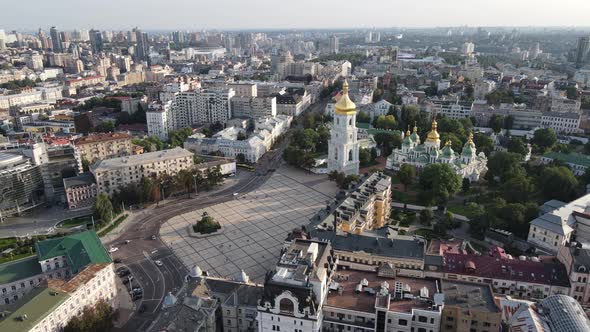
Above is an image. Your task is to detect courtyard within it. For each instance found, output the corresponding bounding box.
[159,166,338,282]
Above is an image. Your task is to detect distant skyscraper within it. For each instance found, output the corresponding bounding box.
[329,35,339,54]
[172,31,185,44]
[575,36,590,68]
[134,28,149,63]
[50,26,63,52]
[89,29,103,54]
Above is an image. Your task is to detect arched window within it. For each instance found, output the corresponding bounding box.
[349,118,352,126]
[334,148,338,160]
[279,298,295,314]
[349,149,353,161]
[337,118,340,125]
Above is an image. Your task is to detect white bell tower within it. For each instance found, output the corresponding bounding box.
[328,80,359,175]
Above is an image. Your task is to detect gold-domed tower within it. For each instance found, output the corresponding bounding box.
[328,80,360,175]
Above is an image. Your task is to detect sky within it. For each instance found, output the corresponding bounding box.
[1,0,590,31]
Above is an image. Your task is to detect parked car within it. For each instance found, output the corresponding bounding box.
[109,247,119,253]
[132,293,143,301]
[151,235,157,240]
[154,260,163,267]
[139,305,147,313]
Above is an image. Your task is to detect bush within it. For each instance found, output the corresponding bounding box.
[193,213,221,234]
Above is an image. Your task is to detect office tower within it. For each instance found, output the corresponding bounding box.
[134,28,149,63]
[50,26,62,52]
[575,36,590,67]
[461,42,475,55]
[89,29,103,54]
[172,31,185,44]
[329,35,339,54]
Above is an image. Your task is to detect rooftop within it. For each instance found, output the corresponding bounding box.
[443,252,570,288]
[48,263,110,293]
[73,132,130,146]
[440,280,499,313]
[0,257,42,285]
[0,287,69,332]
[325,269,439,314]
[542,151,590,168]
[35,231,111,274]
[63,173,95,189]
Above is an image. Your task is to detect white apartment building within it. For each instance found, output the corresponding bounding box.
[474,80,496,101]
[147,100,172,140]
[230,96,276,119]
[427,99,473,120]
[184,115,292,163]
[527,194,590,253]
[90,147,194,194]
[540,112,581,134]
[0,263,118,332]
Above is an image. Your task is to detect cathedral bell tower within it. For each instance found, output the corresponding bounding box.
[327,80,360,175]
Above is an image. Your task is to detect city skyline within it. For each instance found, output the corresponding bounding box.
[3,0,590,31]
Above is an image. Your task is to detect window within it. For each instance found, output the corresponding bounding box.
[418,316,428,323]
[399,319,408,326]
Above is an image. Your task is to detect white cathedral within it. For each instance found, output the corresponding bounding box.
[327,81,360,175]
[385,120,488,182]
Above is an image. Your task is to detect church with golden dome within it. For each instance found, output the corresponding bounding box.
[385,119,488,182]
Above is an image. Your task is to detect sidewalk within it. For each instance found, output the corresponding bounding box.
[112,272,135,328]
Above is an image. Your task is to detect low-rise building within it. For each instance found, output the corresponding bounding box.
[90,147,194,194]
[323,268,442,332]
[539,151,590,176]
[440,280,501,332]
[63,173,97,210]
[541,112,581,134]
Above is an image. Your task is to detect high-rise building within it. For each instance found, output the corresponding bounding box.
[575,36,590,67]
[89,29,103,54]
[172,31,185,44]
[49,26,62,52]
[134,28,149,63]
[329,34,339,54]
[327,80,359,175]
[461,42,475,55]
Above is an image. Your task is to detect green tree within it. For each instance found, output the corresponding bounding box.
[64,299,115,332]
[501,174,534,203]
[81,158,91,172]
[486,151,523,182]
[419,208,433,225]
[169,128,193,147]
[532,128,557,152]
[462,178,470,193]
[95,121,115,133]
[398,164,416,191]
[176,169,195,198]
[373,132,402,156]
[503,115,514,130]
[419,164,461,206]
[356,111,371,124]
[472,133,495,157]
[488,114,503,134]
[539,166,579,202]
[359,148,372,166]
[566,86,578,100]
[507,137,528,157]
[374,115,397,130]
[94,193,113,223]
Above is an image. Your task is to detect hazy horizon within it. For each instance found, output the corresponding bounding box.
[2,0,590,31]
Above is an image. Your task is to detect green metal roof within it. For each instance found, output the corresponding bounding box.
[0,287,69,332]
[543,151,590,168]
[35,231,111,274]
[0,257,42,285]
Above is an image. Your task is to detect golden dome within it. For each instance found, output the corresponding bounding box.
[405,125,411,137]
[335,80,356,115]
[426,119,440,142]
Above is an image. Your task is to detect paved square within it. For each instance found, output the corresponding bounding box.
[160,167,337,282]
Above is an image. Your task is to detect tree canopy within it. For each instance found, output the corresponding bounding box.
[419,164,461,206]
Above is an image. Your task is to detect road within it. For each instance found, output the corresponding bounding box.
[110,98,329,331]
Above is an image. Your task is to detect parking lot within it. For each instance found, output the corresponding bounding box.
[160,168,338,282]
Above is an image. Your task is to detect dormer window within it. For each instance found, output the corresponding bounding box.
[579,265,587,273]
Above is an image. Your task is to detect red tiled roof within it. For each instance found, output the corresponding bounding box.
[443,253,569,287]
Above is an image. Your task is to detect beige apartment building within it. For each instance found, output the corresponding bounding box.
[90,147,194,194]
[73,132,133,164]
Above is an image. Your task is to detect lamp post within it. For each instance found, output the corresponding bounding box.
[192,174,198,196]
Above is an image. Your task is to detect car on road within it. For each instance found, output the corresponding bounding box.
[132,293,143,301]
[233,192,239,196]
[113,258,122,264]
[151,235,157,240]
[154,260,163,267]
[109,247,119,253]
